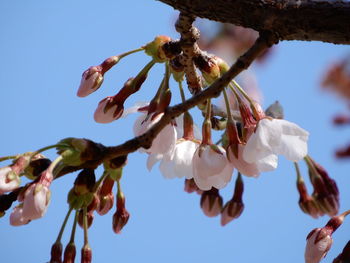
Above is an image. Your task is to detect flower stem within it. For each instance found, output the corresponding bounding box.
[32,144,61,157]
[93,171,109,193]
[55,207,73,243]
[68,210,79,243]
[177,80,186,103]
[0,155,19,162]
[50,155,64,179]
[222,88,233,122]
[293,162,302,181]
[340,209,350,218]
[83,206,89,246]
[118,47,145,59]
[231,80,254,105]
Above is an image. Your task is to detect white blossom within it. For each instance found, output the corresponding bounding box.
[243,118,309,168]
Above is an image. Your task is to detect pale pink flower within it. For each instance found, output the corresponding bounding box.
[77,66,103,97]
[0,166,21,194]
[227,144,277,177]
[305,228,333,263]
[22,183,51,220]
[133,112,177,156]
[19,169,53,221]
[192,145,233,191]
[243,118,309,169]
[9,205,30,226]
[159,139,200,179]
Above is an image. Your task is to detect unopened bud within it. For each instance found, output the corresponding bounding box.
[50,241,63,263]
[63,242,76,263]
[221,174,244,226]
[200,188,223,217]
[305,214,345,263]
[184,179,199,194]
[77,66,104,98]
[307,160,339,217]
[112,192,130,234]
[81,244,92,263]
[296,174,321,218]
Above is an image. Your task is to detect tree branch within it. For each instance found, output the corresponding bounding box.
[158,0,350,45]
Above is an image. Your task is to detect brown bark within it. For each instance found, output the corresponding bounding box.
[158,0,350,45]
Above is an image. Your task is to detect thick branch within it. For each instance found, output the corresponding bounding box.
[158,0,350,45]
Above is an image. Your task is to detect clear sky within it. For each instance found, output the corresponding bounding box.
[0,1,350,263]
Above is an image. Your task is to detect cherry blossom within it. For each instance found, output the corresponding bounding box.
[158,139,200,179]
[192,145,233,191]
[243,118,309,169]
[305,228,333,263]
[133,112,177,156]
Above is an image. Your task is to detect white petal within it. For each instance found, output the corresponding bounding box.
[121,101,149,118]
[22,184,50,220]
[227,146,260,177]
[146,153,162,171]
[193,145,233,190]
[255,153,278,172]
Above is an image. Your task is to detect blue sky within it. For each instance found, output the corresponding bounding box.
[0,1,350,262]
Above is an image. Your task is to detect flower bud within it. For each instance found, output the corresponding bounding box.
[50,241,63,263]
[305,214,345,263]
[184,178,199,194]
[97,176,114,216]
[200,188,223,217]
[63,242,76,263]
[308,161,339,217]
[77,66,104,97]
[296,173,321,218]
[221,174,244,226]
[112,192,130,234]
[81,244,92,263]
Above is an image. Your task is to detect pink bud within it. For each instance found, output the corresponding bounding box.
[305,228,333,263]
[77,66,103,97]
[112,193,130,234]
[305,215,345,263]
[94,96,123,124]
[184,179,200,194]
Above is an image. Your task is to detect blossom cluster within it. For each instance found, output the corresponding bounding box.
[0,32,345,263]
